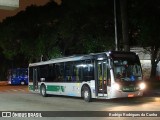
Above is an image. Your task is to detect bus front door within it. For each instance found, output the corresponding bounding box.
[96,60,108,97]
[33,68,38,91]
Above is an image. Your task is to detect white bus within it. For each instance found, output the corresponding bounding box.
[28,51,145,102]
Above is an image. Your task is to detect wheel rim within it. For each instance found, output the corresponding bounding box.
[84,90,89,99]
[41,87,45,96]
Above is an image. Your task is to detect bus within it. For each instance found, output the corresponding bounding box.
[28,51,145,102]
[8,68,28,85]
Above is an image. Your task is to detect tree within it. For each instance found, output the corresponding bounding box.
[58,0,115,55]
[0,0,116,80]
[130,0,160,80]
[0,1,62,62]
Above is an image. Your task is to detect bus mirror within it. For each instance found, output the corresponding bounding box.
[40,78,45,82]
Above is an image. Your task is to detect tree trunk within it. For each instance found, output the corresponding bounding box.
[150,63,157,80]
[150,46,158,80]
[120,0,130,51]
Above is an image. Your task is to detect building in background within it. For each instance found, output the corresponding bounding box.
[131,47,160,80]
[0,0,19,10]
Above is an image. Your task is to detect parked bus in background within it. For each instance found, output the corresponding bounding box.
[28,51,146,102]
[8,68,28,85]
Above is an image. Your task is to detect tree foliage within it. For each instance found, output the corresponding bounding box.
[0,0,160,80]
[0,0,115,64]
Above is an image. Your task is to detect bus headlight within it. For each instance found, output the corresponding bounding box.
[114,83,120,90]
[139,83,146,90]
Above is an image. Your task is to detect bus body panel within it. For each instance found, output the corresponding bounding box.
[29,80,97,98]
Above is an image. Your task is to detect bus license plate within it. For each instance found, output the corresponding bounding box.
[128,94,134,97]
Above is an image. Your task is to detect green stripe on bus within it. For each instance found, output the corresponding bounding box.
[47,85,65,92]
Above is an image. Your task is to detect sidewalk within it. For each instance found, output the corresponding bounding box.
[143,89,160,97]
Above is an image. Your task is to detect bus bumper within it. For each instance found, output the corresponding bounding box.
[110,90,143,98]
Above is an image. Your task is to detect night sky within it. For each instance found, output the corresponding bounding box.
[0,0,51,21]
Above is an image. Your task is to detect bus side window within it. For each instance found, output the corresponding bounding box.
[64,62,77,82]
[55,63,64,82]
[48,64,56,82]
[40,65,48,80]
[64,62,70,82]
[84,60,94,81]
[73,62,79,82]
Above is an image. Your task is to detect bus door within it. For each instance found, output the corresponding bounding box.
[95,60,108,97]
[33,68,38,91]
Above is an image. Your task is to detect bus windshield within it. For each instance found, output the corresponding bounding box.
[112,57,142,82]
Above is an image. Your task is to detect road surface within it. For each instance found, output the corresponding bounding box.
[0,85,160,120]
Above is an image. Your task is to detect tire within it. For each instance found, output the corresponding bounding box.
[82,86,92,102]
[20,81,25,85]
[40,85,47,97]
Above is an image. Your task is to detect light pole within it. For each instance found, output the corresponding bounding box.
[114,0,118,51]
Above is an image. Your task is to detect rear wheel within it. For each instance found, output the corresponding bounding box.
[40,85,47,97]
[82,86,92,102]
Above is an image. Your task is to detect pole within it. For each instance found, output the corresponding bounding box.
[114,0,118,51]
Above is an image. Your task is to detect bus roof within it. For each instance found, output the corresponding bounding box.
[29,52,108,67]
[29,55,84,67]
[29,51,137,67]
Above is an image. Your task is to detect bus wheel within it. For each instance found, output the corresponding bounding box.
[82,86,92,102]
[40,85,47,97]
[20,81,25,85]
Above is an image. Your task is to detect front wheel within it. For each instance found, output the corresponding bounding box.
[82,86,92,102]
[40,85,47,97]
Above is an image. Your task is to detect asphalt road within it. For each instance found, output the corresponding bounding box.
[0,85,160,120]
